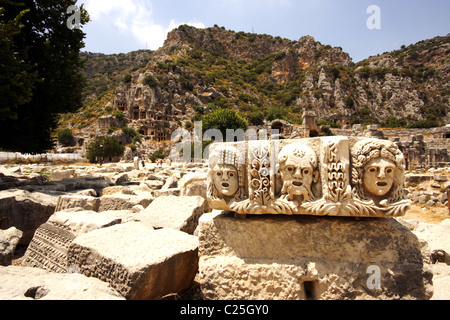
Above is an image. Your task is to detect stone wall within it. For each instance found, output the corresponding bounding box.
[332,126,450,170]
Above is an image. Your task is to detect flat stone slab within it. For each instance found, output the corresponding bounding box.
[0,266,123,300]
[142,196,205,234]
[197,211,434,300]
[21,211,121,273]
[68,222,199,300]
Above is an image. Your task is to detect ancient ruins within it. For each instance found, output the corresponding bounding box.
[207,136,411,217]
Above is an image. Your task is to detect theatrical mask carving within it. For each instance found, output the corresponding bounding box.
[350,138,410,216]
[362,157,396,198]
[212,164,239,197]
[207,145,246,210]
[278,143,319,203]
[206,137,410,217]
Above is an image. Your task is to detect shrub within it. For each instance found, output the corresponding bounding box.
[122,126,141,143]
[202,108,248,137]
[86,136,125,164]
[57,128,74,146]
[380,117,407,128]
[123,74,132,83]
[149,147,169,162]
[142,75,158,87]
[246,111,265,126]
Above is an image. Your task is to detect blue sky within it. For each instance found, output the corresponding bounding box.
[78,0,450,62]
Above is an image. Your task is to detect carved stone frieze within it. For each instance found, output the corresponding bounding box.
[207,137,411,217]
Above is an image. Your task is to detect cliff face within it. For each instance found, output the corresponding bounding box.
[70,26,449,145]
[139,26,449,127]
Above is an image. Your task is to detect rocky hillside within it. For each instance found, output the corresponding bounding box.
[58,26,449,145]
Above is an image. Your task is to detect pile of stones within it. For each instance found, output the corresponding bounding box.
[0,136,449,300]
[405,170,449,207]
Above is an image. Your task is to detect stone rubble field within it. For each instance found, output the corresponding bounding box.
[0,161,449,300]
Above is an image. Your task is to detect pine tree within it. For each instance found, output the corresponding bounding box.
[0,0,89,153]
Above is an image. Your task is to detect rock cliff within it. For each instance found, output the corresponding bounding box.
[59,26,449,155]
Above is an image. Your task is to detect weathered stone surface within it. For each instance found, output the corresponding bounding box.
[434,174,448,182]
[207,137,411,217]
[21,211,121,273]
[68,223,199,300]
[142,196,205,234]
[153,188,180,197]
[409,219,450,263]
[58,177,114,194]
[142,180,164,190]
[405,174,434,184]
[0,227,23,266]
[180,173,209,211]
[97,193,153,212]
[0,189,58,245]
[0,266,124,300]
[197,211,433,300]
[55,195,100,212]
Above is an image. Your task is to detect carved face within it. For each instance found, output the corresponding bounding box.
[280,156,315,200]
[213,164,239,197]
[363,157,396,197]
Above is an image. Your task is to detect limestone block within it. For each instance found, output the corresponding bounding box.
[97,194,153,212]
[197,211,433,300]
[0,227,23,266]
[434,175,448,182]
[207,137,411,217]
[142,196,205,234]
[68,223,199,300]
[50,169,75,181]
[0,266,124,300]
[0,189,58,245]
[143,180,164,190]
[21,211,121,273]
[55,195,100,212]
[180,173,209,211]
[153,188,180,197]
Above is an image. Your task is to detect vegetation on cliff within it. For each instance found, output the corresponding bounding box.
[60,25,449,148]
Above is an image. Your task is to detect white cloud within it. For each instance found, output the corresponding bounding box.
[82,0,205,50]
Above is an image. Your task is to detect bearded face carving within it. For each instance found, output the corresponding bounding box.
[278,143,319,203]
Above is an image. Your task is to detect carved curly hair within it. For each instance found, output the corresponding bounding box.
[351,139,406,202]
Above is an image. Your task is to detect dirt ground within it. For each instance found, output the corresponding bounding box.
[404,203,450,224]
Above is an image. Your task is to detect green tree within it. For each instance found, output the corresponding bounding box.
[57,128,74,146]
[149,147,169,162]
[202,109,248,137]
[85,136,125,165]
[0,8,38,122]
[0,0,90,153]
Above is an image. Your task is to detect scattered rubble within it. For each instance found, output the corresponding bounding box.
[0,161,448,300]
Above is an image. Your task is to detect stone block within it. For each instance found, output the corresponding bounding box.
[180,173,209,211]
[197,211,433,300]
[68,223,199,300]
[0,266,124,300]
[153,188,180,197]
[97,194,153,212]
[55,195,100,212]
[0,227,23,266]
[142,196,205,234]
[0,189,58,245]
[21,211,121,273]
[434,175,448,182]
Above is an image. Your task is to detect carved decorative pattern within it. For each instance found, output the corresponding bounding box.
[207,137,411,217]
